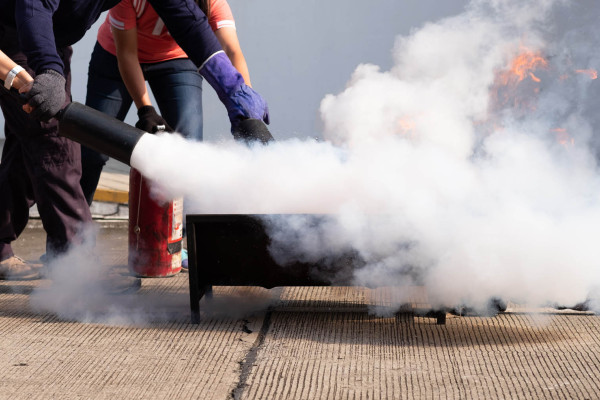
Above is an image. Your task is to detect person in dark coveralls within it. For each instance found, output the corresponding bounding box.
[0,0,269,282]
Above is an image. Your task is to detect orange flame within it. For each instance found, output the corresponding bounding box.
[396,118,416,136]
[484,47,594,141]
[575,69,598,80]
[488,48,548,115]
[498,49,548,85]
[551,128,574,147]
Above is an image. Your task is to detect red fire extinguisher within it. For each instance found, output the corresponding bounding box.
[128,168,183,277]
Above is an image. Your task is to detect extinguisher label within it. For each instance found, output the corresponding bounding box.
[170,197,184,242]
[171,252,182,271]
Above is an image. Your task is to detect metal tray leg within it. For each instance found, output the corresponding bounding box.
[187,222,201,324]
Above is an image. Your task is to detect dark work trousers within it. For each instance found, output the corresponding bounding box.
[0,26,92,261]
[81,43,204,205]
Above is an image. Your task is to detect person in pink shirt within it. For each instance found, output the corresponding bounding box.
[80,0,260,204]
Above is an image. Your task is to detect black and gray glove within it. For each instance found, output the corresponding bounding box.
[24,70,66,122]
[135,105,173,133]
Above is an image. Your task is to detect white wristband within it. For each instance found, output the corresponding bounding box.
[4,65,24,90]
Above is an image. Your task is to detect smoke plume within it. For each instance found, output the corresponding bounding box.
[127,0,600,312]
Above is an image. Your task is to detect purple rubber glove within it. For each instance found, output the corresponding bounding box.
[199,51,270,131]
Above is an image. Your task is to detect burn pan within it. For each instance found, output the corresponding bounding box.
[186,214,447,325]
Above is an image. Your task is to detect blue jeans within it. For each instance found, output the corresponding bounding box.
[81,42,204,204]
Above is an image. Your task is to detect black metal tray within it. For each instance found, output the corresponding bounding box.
[186,214,446,324]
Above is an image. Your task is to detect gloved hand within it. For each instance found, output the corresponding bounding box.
[135,105,173,133]
[199,51,270,131]
[23,70,66,122]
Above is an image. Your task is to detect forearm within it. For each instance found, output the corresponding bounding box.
[215,28,251,86]
[225,51,251,87]
[0,52,33,90]
[117,55,151,109]
[112,27,150,109]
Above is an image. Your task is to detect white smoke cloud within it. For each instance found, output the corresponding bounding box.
[28,226,150,325]
[29,227,277,325]
[128,0,600,313]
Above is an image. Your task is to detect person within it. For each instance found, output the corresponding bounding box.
[80,0,256,204]
[0,0,269,281]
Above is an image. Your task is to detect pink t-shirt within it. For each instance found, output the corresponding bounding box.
[97,0,235,63]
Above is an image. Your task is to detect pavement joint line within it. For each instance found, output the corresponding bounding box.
[231,309,274,400]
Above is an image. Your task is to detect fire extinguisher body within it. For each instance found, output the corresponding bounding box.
[128,168,183,277]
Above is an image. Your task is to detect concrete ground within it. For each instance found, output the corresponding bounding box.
[1,221,600,399]
[2,142,600,399]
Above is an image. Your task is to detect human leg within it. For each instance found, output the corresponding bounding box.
[0,134,42,279]
[145,58,204,140]
[81,43,133,204]
[0,119,36,261]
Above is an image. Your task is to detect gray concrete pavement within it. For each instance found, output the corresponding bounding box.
[1,222,600,399]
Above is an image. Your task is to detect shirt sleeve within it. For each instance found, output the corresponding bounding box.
[147,0,222,67]
[14,0,64,75]
[108,0,138,31]
[210,0,236,31]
